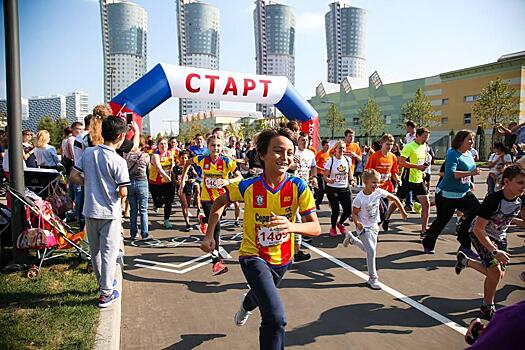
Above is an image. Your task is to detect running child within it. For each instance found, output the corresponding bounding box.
[455,165,525,320]
[174,150,198,231]
[343,169,408,289]
[200,128,321,349]
[179,135,242,275]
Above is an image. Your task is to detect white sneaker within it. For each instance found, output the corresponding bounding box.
[153,206,160,214]
[342,231,357,247]
[367,278,381,290]
[234,293,252,327]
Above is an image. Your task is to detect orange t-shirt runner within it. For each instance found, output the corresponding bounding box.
[315,150,331,175]
[344,142,362,172]
[365,151,399,192]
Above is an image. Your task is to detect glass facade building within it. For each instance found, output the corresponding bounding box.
[325,1,367,83]
[100,0,150,134]
[254,0,295,117]
[177,0,220,119]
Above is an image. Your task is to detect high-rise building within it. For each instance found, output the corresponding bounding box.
[176,0,220,120]
[0,98,29,128]
[254,0,295,117]
[325,1,367,83]
[100,0,150,134]
[66,91,89,124]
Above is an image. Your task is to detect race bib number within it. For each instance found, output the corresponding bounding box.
[257,226,289,247]
[461,176,471,184]
[205,177,221,189]
[335,173,347,183]
[379,173,389,182]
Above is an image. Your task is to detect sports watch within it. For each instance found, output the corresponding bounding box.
[491,250,498,257]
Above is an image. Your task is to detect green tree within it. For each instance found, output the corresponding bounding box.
[401,88,438,128]
[476,125,487,161]
[325,103,345,139]
[473,77,520,147]
[53,118,70,149]
[358,98,384,145]
[37,116,59,146]
[254,119,266,133]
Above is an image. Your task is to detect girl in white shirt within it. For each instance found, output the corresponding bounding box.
[323,141,353,237]
[344,169,407,289]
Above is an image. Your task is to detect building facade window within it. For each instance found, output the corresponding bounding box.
[463,113,472,124]
[464,95,480,103]
[442,98,449,105]
[352,117,359,125]
[441,117,448,124]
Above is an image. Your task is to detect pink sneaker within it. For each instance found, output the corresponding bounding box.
[212,260,228,275]
[199,223,208,235]
[336,223,347,235]
[329,228,338,237]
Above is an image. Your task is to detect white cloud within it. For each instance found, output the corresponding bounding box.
[295,12,324,32]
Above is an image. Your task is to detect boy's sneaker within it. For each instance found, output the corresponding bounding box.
[367,278,381,290]
[343,232,357,247]
[234,293,252,327]
[294,250,311,262]
[520,271,525,282]
[183,224,192,232]
[381,219,390,232]
[212,260,228,275]
[153,206,160,214]
[465,318,485,345]
[336,222,347,235]
[98,290,120,308]
[479,304,495,320]
[422,244,435,254]
[163,220,173,229]
[329,228,338,237]
[455,251,468,275]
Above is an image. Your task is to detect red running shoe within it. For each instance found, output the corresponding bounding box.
[329,228,338,237]
[336,223,347,235]
[465,318,485,345]
[212,260,228,275]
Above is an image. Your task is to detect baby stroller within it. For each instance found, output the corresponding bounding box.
[6,185,91,278]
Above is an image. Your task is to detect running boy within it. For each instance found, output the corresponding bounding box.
[200,128,321,349]
[70,116,130,307]
[455,165,525,320]
[179,135,242,275]
[174,150,198,231]
[343,169,407,289]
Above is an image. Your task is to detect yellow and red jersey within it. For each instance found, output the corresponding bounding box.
[365,151,399,192]
[194,154,237,202]
[148,149,176,185]
[226,174,316,266]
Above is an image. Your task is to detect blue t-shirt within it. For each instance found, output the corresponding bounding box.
[437,148,476,198]
[515,126,525,144]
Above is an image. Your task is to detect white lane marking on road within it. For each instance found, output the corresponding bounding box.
[302,242,467,335]
[134,254,210,269]
[134,259,211,274]
[219,246,232,259]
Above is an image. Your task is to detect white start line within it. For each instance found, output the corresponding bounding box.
[302,242,468,335]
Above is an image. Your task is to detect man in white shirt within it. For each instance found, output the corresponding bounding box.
[405,120,416,144]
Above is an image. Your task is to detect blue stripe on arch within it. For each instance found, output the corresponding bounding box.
[111,64,172,117]
[274,81,318,122]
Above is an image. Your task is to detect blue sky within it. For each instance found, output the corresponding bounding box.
[1,0,524,135]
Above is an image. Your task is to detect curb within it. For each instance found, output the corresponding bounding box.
[94,241,124,350]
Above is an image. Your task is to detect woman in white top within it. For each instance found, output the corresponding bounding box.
[34,130,59,169]
[323,141,353,237]
[486,142,512,194]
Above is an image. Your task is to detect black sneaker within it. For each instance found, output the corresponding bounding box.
[183,224,191,232]
[480,304,495,320]
[455,251,468,275]
[420,231,427,240]
[382,219,390,232]
[302,236,313,243]
[294,250,311,262]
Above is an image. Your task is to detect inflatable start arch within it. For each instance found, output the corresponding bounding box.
[109,64,319,148]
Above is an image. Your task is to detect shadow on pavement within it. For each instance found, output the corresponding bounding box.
[286,302,425,346]
[162,333,226,350]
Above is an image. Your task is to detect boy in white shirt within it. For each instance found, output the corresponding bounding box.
[343,169,407,289]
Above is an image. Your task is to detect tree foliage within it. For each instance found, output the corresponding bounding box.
[36,116,70,149]
[473,77,519,147]
[401,88,438,128]
[358,98,384,142]
[325,103,345,139]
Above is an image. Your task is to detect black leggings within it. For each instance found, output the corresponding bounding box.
[149,182,175,220]
[422,191,480,250]
[314,174,326,207]
[326,186,352,228]
[202,201,221,263]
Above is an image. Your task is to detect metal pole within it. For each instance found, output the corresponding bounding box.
[4,0,27,266]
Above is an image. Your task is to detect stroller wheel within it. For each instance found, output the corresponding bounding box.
[27,266,39,279]
[86,262,94,273]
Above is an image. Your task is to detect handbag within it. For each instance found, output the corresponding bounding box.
[17,215,57,249]
[46,180,74,216]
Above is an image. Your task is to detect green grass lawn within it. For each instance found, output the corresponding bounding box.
[0,259,99,350]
